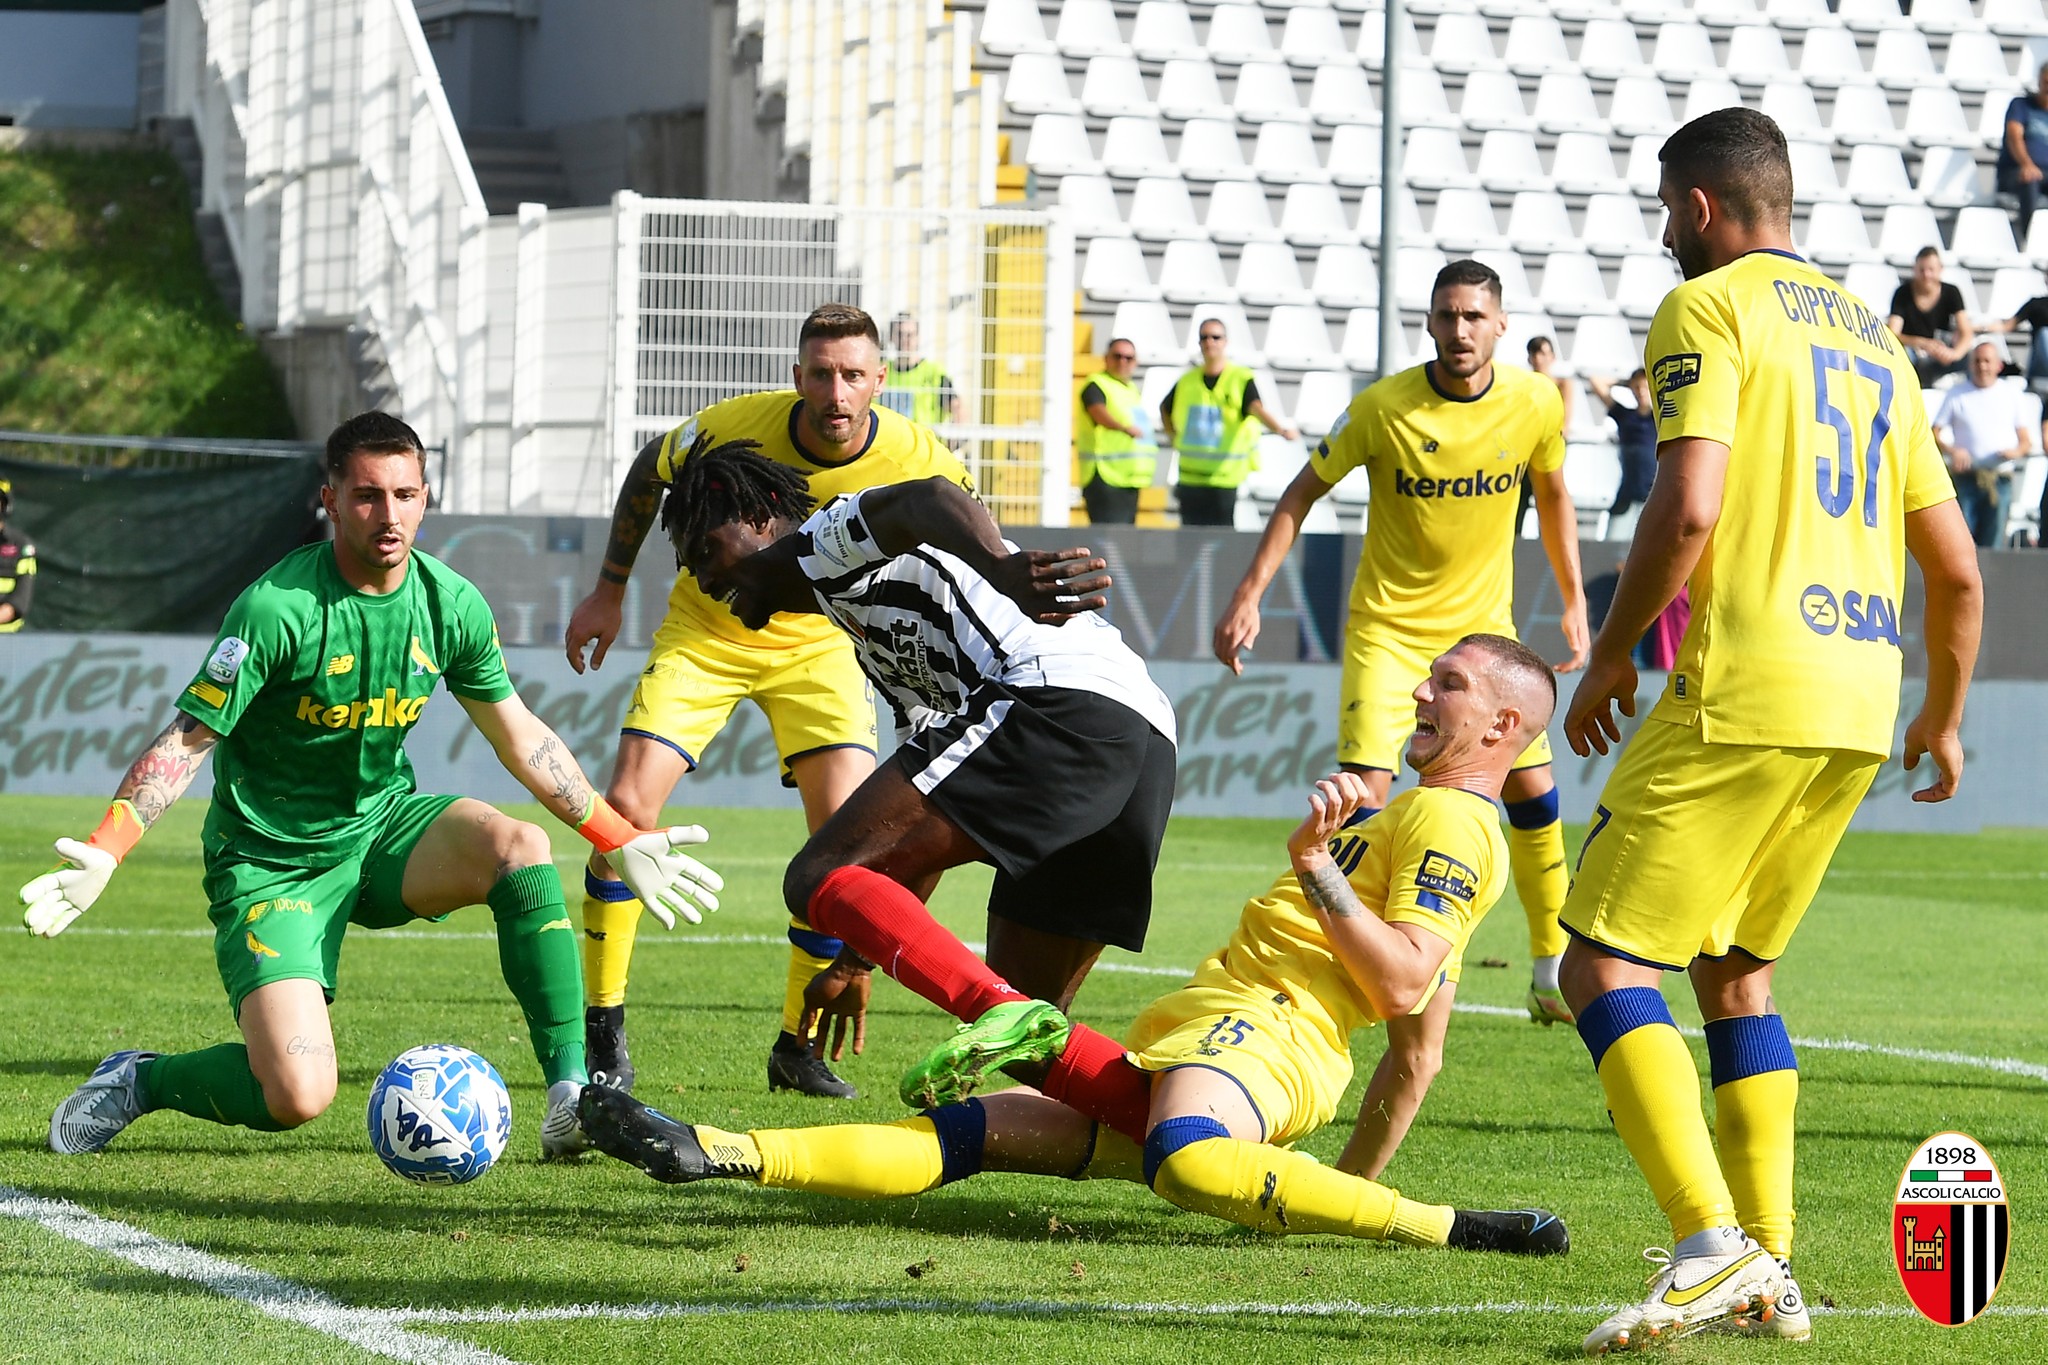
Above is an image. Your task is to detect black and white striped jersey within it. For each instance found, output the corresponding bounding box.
[794,491,1177,743]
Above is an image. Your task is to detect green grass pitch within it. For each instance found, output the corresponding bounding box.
[2,794,2044,1363]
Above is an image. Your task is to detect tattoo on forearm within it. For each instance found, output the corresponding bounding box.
[285,1035,335,1060]
[1300,860,1365,920]
[526,735,591,814]
[603,438,667,572]
[115,714,218,829]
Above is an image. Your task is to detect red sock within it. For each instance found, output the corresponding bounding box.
[1041,1023,1153,1142]
[806,866,1021,1022]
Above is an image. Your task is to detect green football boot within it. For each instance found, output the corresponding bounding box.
[899,999,1072,1108]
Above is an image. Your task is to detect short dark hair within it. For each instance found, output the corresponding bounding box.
[1914,245,1943,264]
[1658,106,1793,228]
[324,411,425,482]
[800,302,882,351]
[660,430,817,566]
[1432,258,1503,306]
[1457,632,1558,727]
[1527,336,1555,357]
[1629,366,1649,382]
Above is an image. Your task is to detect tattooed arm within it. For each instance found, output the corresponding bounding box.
[114,712,222,829]
[454,693,599,829]
[565,432,670,673]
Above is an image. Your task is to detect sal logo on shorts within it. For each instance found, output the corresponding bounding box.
[1651,353,1702,420]
[1415,850,1479,903]
[206,636,249,684]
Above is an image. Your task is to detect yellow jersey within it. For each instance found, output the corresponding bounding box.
[1311,362,1565,643]
[1644,250,1953,756]
[649,392,974,650]
[1181,785,1508,1060]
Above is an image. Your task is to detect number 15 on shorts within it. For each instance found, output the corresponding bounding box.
[1197,1015,1257,1057]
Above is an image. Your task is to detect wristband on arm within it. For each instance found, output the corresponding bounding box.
[87,799,147,863]
[576,795,640,853]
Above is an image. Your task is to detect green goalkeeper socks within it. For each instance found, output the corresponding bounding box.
[142,1045,290,1132]
[491,864,588,1087]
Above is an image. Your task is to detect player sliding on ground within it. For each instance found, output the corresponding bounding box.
[23,413,724,1159]
[580,636,1568,1261]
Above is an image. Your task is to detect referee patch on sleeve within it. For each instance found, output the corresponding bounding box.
[1651,353,1702,419]
[1415,850,1479,903]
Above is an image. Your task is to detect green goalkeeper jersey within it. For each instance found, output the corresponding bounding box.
[175,543,516,865]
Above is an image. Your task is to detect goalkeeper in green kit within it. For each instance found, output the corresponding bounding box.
[21,413,724,1159]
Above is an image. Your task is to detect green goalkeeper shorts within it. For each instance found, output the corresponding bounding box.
[203,793,462,1014]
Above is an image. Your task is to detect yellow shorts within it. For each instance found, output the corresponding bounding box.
[1122,980,1356,1147]
[1339,632,1552,774]
[1561,715,1880,970]
[622,620,878,785]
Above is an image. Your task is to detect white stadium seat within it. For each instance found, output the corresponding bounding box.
[1841,260,1901,315]
[1577,19,1643,82]
[1610,76,1677,140]
[1539,252,1614,318]
[1129,177,1204,241]
[1765,0,1834,29]
[1179,119,1255,181]
[1830,85,1907,148]
[1915,0,1980,24]
[1431,186,1511,252]
[1183,305,1263,364]
[1534,72,1606,136]
[1760,79,1827,140]
[1692,0,1758,29]
[1475,129,1551,193]
[1506,190,1578,254]
[1877,203,1945,266]
[1005,53,1080,116]
[2025,211,2048,260]
[1309,65,1379,126]
[1681,77,1745,127]
[1788,139,1847,203]
[1844,145,1915,207]
[1238,242,1317,307]
[1253,122,1328,184]
[1953,206,2028,271]
[1563,442,1623,517]
[1395,245,1450,310]
[1401,125,1476,190]
[1340,308,1395,371]
[1026,114,1100,176]
[1082,57,1156,119]
[1312,244,1379,308]
[1113,301,1183,366]
[1837,0,1909,31]
[1566,316,1643,376]
[1905,88,1980,149]
[1499,310,1557,370]
[1724,24,1790,84]
[1207,4,1277,66]
[1160,239,1236,305]
[1293,370,1357,436]
[1103,116,1174,178]
[1132,2,1203,63]
[1159,59,1225,121]
[1504,15,1574,76]
[1870,30,1943,88]
[1582,194,1654,255]
[1327,123,1385,186]
[1625,134,1666,195]
[1062,175,1130,238]
[1986,267,2048,321]
[1264,304,1340,369]
[1651,22,1718,80]
[1552,132,1625,196]
[1801,201,1883,267]
[1206,179,1285,243]
[1281,8,1349,68]
[1945,31,2018,93]
[1980,84,2023,146]
[1355,9,1425,66]
[1624,0,1686,18]
[978,0,1053,57]
[1917,145,1985,209]
[1355,183,1427,246]
[1798,27,1870,88]
[1280,182,1354,246]
[1428,12,1502,73]
[1615,254,1679,319]
[1460,70,1535,133]
[1082,238,1159,301]
[1987,0,2048,38]
[1473,246,1534,303]
[1055,0,1129,59]
[1234,61,1311,124]
[1379,65,1458,129]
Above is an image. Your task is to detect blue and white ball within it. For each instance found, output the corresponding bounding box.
[368,1045,512,1185]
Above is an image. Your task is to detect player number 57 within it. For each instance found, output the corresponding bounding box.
[1810,345,1894,529]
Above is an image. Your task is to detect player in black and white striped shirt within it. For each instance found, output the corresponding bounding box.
[632,434,1176,1124]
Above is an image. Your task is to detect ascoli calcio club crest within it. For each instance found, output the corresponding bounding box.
[1893,1130,2009,1326]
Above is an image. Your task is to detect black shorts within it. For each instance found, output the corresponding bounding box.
[894,684,1176,953]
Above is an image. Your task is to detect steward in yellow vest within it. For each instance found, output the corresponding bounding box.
[1078,339,1156,523]
[1161,320,1297,526]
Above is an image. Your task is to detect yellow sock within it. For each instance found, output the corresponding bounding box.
[580,887,642,1007]
[1151,1137,1453,1246]
[1715,1069,1799,1259]
[1076,1126,1145,1183]
[780,936,841,1036]
[754,1117,947,1198]
[1506,819,1570,960]
[1597,1023,1735,1241]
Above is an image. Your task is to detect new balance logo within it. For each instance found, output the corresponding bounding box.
[1392,469,1520,499]
[326,654,355,676]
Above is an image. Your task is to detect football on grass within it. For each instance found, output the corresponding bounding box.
[368,1045,512,1185]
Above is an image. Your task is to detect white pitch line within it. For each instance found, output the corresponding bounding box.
[0,1187,519,1365]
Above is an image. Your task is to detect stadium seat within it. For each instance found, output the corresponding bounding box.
[1280,7,1349,68]
[1538,252,1614,318]
[1460,70,1534,133]
[1986,266,2047,321]
[1428,12,1502,73]
[1377,65,1458,129]
[1504,15,1575,77]
[1552,132,1625,196]
[1760,79,1827,140]
[1238,242,1316,307]
[1840,259,1901,315]
[1132,2,1203,62]
[1312,243,1380,308]
[1474,130,1551,193]
[1129,177,1204,241]
[1905,88,1979,148]
[1577,19,1643,81]
[1798,27,1870,87]
[1082,57,1157,119]
[1831,85,1907,148]
[1765,0,1834,30]
[1103,117,1174,179]
[1945,31,2018,93]
[1499,308,1557,367]
[1206,179,1286,243]
[1160,239,1236,303]
[1083,237,1161,301]
[1395,245,1450,310]
[1356,9,1425,67]
[1980,86,2023,147]
[1293,370,1356,436]
[1566,316,1643,379]
[1280,182,1354,245]
[1264,304,1340,368]
[1309,64,1380,126]
[1610,76,1678,139]
[1692,0,1758,29]
[1877,203,1945,266]
[1651,22,1718,80]
[1062,175,1131,238]
[1111,300,1183,364]
[1026,114,1100,176]
[1788,139,1848,203]
[1563,442,1624,520]
[1340,308,1415,372]
[1183,304,1263,364]
[2026,211,2048,260]
[1432,186,1511,252]
[1844,144,1915,206]
[1179,119,1255,180]
[1582,194,1654,255]
[1837,0,1910,31]
[1327,123,1385,186]
[1004,53,1081,116]
[1948,268,1986,316]
[1534,71,1606,136]
[1506,190,1578,254]
[1801,201,1884,267]
[1235,61,1311,124]
[1903,0,1978,29]
[1355,182,1427,246]
[1953,206,2029,271]
[1871,31,1943,88]
[1987,0,2048,38]
[1473,246,1534,302]
[1253,123,1328,184]
[1207,4,1277,65]
[1615,253,1679,318]
[1055,0,1129,59]
[1159,59,1226,122]
[1401,125,1477,190]
[1625,134,1666,195]
[1681,77,1746,126]
[978,0,1054,57]
[1723,23,1791,84]
[1918,145,1986,209]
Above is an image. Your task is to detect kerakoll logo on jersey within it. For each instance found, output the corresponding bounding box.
[1893,1130,2008,1327]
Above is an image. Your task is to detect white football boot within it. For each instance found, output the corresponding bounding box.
[1583,1237,1786,1355]
[539,1079,592,1158]
[50,1050,156,1154]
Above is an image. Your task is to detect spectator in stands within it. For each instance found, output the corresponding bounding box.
[1888,247,1975,387]
[0,477,34,634]
[1980,288,2048,401]
[1997,61,2048,244]
[1518,338,1575,535]
[881,313,963,434]
[1932,338,2033,548]
[1076,337,1157,525]
[1586,369,1657,517]
[1160,318,1297,527]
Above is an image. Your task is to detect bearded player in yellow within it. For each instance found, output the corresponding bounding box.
[1214,259,1590,1032]
[1558,109,1983,1353]
[564,303,975,1098]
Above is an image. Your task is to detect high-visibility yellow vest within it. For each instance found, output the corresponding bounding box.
[1169,365,1260,488]
[882,359,951,428]
[1077,371,1158,489]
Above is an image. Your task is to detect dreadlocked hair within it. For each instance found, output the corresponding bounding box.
[660,430,818,562]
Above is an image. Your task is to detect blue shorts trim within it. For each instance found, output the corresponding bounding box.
[779,741,878,790]
[1563,923,1690,973]
[1155,1063,1268,1143]
[620,727,698,769]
